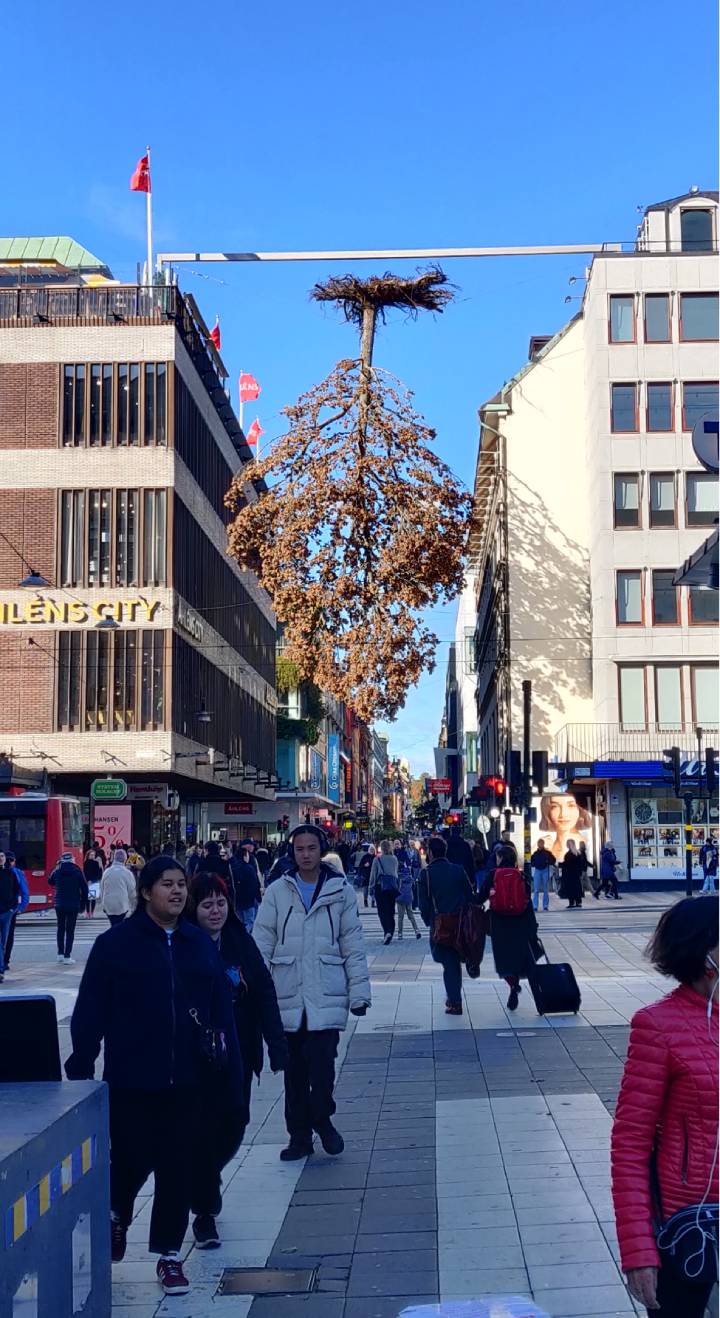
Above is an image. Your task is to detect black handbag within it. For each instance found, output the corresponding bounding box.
[189,1008,229,1074]
[651,1153,719,1285]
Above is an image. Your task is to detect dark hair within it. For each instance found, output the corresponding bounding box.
[539,793,593,832]
[646,896,719,985]
[289,825,327,856]
[428,837,447,859]
[185,872,231,921]
[497,845,518,867]
[136,855,187,908]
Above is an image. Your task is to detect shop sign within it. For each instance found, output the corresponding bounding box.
[91,778,127,802]
[0,599,160,627]
[429,778,452,795]
[327,735,340,802]
[224,802,254,815]
[126,782,169,806]
[176,600,205,643]
[92,803,132,851]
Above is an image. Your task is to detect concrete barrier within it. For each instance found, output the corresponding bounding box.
[0,1081,110,1318]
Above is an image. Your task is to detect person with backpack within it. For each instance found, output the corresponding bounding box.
[478,844,541,1011]
[396,862,422,940]
[370,841,401,945]
[419,836,475,1015]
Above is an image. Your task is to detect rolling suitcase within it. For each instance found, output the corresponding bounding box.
[528,946,581,1015]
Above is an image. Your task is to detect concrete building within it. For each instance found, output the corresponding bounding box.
[0,241,276,853]
[471,191,719,882]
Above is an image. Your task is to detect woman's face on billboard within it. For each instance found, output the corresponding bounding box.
[547,795,581,831]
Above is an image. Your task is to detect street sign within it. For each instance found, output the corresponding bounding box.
[429,778,451,795]
[692,412,719,472]
[91,778,127,802]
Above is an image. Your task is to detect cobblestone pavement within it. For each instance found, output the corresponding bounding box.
[9,889,693,1316]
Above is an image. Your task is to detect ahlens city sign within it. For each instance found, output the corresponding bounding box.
[91,778,127,802]
[0,599,160,626]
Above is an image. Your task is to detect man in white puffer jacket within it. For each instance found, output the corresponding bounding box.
[253,824,371,1162]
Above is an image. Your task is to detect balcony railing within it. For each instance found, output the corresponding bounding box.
[554,723,719,763]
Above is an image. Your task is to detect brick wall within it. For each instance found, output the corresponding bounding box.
[0,630,56,734]
[0,489,56,588]
[0,363,58,448]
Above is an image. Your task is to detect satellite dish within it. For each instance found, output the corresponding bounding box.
[691,412,719,473]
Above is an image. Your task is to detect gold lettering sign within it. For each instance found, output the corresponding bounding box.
[0,599,162,627]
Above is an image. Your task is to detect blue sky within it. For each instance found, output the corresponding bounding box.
[4,0,717,773]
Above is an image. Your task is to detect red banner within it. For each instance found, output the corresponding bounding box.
[239,373,261,402]
[429,778,452,795]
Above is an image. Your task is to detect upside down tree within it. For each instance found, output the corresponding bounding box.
[225,268,472,723]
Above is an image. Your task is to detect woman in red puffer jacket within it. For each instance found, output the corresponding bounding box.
[611,896,718,1317]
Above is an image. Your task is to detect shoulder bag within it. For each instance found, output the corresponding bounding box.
[651,1150,719,1285]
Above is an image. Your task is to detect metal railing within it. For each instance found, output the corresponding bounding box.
[554,723,720,763]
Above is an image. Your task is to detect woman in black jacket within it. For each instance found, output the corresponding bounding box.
[65,856,242,1298]
[560,839,584,909]
[419,836,475,1015]
[185,871,288,1248]
[477,846,542,1011]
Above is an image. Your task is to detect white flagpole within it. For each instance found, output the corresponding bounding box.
[146,145,153,286]
[238,371,244,432]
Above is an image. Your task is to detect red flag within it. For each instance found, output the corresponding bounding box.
[209,318,221,351]
[130,154,151,193]
[239,372,261,403]
[246,418,264,447]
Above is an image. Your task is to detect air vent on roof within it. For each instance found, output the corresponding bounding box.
[528,335,552,361]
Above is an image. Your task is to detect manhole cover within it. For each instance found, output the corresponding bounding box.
[218,1268,317,1295]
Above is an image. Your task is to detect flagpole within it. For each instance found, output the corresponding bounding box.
[238,371,244,432]
[146,145,153,286]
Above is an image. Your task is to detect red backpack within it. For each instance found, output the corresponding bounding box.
[489,867,528,916]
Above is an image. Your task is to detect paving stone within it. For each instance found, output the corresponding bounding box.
[354,1231,438,1253]
[347,1270,439,1297]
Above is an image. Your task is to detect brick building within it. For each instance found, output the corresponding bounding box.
[0,238,276,850]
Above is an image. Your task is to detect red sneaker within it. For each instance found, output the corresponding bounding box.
[157,1258,190,1295]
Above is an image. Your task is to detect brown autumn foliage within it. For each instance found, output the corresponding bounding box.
[225,272,471,722]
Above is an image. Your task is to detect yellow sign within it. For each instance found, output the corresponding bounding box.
[0,599,161,626]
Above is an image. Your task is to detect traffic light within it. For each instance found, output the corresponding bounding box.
[706,748,718,795]
[532,750,548,793]
[506,750,522,808]
[663,747,682,797]
[471,776,507,805]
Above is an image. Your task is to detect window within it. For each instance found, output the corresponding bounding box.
[649,473,676,527]
[644,294,671,343]
[680,294,719,342]
[689,586,719,625]
[655,666,683,728]
[646,382,673,431]
[613,474,640,527]
[617,570,643,624]
[686,472,719,526]
[87,490,111,586]
[61,362,167,447]
[682,382,719,431]
[652,570,679,625]
[113,631,138,729]
[693,666,720,725]
[143,490,167,586]
[85,631,110,730]
[62,365,85,445]
[609,295,635,343]
[60,490,85,586]
[680,208,714,253]
[619,666,646,729]
[57,631,81,730]
[115,490,139,587]
[141,631,165,729]
[611,383,638,432]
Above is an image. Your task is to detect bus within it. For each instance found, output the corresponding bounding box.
[0,794,84,909]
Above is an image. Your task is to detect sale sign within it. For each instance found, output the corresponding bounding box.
[429,778,452,795]
[92,804,133,851]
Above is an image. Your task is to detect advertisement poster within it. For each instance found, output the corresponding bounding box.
[532,790,595,865]
[327,734,340,803]
[92,804,133,852]
[628,792,718,880]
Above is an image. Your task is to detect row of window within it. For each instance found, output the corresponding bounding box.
[57,630,165,732]
[616,570,718,626]
[610,380,718,433]
[62,363,167,447]
[608,292,718,344]
[613,471,717,529]
[60,489,167,588]
[619,664,718,731]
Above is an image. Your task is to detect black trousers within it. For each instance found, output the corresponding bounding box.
[110,1087,200,1254]
[376,890,397,937]
[4,912,17,965]
[284,1020,339,1140]
[56,908,78,957]
[651,1265,713,1317]
[190,1074,252,1217]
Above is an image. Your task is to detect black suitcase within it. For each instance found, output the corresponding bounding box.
[527,953,581,1015]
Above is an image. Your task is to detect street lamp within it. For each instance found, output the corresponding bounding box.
[195,701,212,725]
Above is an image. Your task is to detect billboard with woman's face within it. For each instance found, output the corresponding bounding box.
[535,791,595,863]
